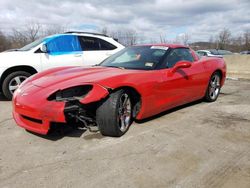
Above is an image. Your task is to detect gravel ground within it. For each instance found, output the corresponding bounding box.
[0,79,250,188]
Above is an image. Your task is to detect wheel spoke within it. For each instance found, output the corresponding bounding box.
[117,93,132,132]
[120,116,126,131]
[216,77,220,87]
[122,94,128,107]
[9,85,19,91]
[14,77,22,85]
[209,88,214,97]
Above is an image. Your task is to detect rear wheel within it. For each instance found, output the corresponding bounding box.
[205,72,221,102]
[96,89,132,137]
[2,71,31,100]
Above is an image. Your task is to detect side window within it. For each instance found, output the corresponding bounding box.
[198,51,205,56]
[46,35,81,54]
[194,51,201,59]
[78,36,100,51]
[99,39,117,50]
[200,52,207,56]
[165,48,194,68]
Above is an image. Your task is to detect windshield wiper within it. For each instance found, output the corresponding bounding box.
[5,49,20,52]
[106,66,125,69]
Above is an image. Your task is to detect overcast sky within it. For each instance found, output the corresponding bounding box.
[0,0,249,42]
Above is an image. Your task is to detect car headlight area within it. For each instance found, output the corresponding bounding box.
[47,85,93,101]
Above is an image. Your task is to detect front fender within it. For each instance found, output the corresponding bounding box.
[79,84,110,104]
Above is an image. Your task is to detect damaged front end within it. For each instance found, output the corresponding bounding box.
[47,84,111,132]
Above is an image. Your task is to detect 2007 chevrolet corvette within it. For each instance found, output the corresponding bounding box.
[13,44,226,137]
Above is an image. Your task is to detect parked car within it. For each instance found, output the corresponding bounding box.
[0,31,124,100]
[240,51,250,55]
[13,44,226,137]
[196,49,233,57]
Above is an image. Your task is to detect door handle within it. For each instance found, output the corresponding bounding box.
[106,52,113,56]
[74,54,82,57]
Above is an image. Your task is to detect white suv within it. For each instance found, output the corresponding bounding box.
[0,32,124,99]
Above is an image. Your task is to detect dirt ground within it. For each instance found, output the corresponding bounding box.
[0,79,250,188]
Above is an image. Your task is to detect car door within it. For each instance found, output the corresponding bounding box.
[78,36,118,65]
[157,48,205,111]
[184,50,208,100]
[40,35,84,70]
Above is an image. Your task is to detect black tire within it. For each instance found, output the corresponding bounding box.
[204,72,221,102]
[2,71,31,100]
[96,89,133,137]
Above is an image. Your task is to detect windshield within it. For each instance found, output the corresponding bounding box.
[208,49,219,55]
[18,37,46,51]
[101,46,169,70]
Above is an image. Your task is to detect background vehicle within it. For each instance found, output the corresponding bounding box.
[196,49,233,57]
[13,44,226,137]
[240,51,250,54]
[0,31,124,100]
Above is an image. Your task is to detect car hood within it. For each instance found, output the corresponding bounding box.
[31,66,143,88]
[0,50,30,57]
[0,51,30,66]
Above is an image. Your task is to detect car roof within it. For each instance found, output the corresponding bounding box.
[64,31,108,37]
[197,50,210,53]
[47,32,113,39]
[135,43,188,49]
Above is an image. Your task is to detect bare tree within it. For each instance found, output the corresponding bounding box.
[173,33,190,45]
[243,30,250,50]
[10,28,28,48]
[0,30,11,52]
[8,23,68,49]
[150,38,158,44]
[173,35,181,44]
[126,29,137,45]
[209,35,215,48]
[181,33,190,46]
[101,27,108,35]
[218,28,231,49]
[231,35,243,52]
[159,34,167,43]
[41,24,67,36]
[9,22,42,48]
[25,22,41,42]
[109,29,138,46]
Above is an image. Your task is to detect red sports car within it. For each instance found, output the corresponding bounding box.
[13,44,226,137]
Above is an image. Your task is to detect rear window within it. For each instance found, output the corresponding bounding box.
[99,39,117,50]
[78,36,100,51]
[78,36,117,51]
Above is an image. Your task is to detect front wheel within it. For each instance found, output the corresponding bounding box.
[2,71,31,100]
[204,72,221,102]
[96,89,133,137]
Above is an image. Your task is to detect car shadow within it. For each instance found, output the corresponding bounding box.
[26,99,215,141]
[28,127,105,141]
[27,126,88,141]
[0,93,8,101]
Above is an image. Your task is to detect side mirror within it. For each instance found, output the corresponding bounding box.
[171,61,192,73]
[40,44,48,53]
